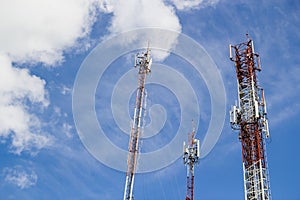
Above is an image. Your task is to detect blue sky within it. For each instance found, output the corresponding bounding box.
[0,0,299,199]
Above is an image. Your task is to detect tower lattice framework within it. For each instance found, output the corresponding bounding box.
[229,35,271,200]
[123,48,152,200]
[183,121,200,200]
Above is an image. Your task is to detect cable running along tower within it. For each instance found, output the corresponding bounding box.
[123,48,152,200]
[183,121,200,200]
[229,35,271,200]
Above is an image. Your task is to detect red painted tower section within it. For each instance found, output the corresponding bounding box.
[229,35,271,200]
[183,121,200,200]
[123,48,152,200]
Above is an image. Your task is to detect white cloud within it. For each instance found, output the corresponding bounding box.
[169,0,219,10]
[0,0,100,154]
[0,0,97,66]
[3,166,38,189]
[103,0,180,33]
[98,0,181,61]
[0,54,51,154]
[0,56,48,105]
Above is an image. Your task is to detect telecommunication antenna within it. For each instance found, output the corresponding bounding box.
[123,47,152,200]
[183,121,200,200]
[229,35,271,200]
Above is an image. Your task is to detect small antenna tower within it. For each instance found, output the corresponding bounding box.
[183,120,200,200]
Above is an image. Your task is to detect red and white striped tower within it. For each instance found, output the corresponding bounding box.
[123,47,152,200]
[183,121,200,200]
[229,35,271,200]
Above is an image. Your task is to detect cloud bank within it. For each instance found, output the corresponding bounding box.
[0,0,97,66]
[0,0,216,155]
[0,0,98,154]
[0,55,50,154]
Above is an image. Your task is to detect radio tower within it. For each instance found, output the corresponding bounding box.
[123,47,152,200]
[229,34,271,200]
[183,121,200,200]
